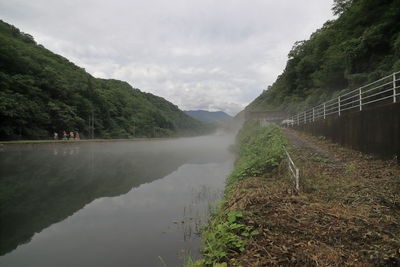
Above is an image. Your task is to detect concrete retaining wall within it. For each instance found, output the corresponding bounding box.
[292,102,400,160]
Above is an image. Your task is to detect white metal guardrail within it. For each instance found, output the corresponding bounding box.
[285,71,400,126]
[285,149,299,190]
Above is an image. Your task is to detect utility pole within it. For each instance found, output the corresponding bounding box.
[88,114,91,139]
[91,109,94,139]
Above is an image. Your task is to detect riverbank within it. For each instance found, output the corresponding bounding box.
[0,138,180,151]
[191,122,287,266]
[193,123,400,266]
[0,137,176,144]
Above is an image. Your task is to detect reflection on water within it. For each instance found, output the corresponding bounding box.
[0,134,234,266]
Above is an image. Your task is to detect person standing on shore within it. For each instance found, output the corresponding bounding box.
[70,131,75,140]
[54,132,58,140]
[63,131,67,140]
[75,132,80,140]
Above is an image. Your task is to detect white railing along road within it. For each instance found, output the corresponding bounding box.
[285,71,400,126]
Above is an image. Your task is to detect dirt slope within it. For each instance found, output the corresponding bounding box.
[225,128,400,266]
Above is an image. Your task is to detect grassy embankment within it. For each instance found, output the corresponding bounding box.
[190,121,400,266]
[189,121,287,266]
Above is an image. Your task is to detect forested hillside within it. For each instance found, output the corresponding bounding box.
[247,0,400,113]
[0,20,208,140]
[184,110,232,122]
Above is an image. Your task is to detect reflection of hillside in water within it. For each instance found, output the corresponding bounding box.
[0,135,233,256]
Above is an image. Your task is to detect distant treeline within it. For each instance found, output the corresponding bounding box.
[247,0,400,113]
[184,110,232,122]
[0,20,211,140]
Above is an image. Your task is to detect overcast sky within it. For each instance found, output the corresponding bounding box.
[0,0,334,115]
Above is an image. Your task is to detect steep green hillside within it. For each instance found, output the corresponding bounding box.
[247,0,400,113]
[0,20,208,139]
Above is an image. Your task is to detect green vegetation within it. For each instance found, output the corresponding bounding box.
[193,206,259,266]
[0,20,210,140]
[226,122,286,189]
[247,0,400,113]
[184,110,232,123]
[312,155,331,163]
[191,123,286,266]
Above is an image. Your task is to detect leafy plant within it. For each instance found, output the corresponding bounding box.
[198,207,259,266]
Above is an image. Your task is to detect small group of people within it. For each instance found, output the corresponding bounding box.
[53,130,80,140]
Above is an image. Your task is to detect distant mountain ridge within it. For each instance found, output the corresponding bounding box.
[184,110,232,122]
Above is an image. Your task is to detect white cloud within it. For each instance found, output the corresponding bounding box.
[0,0,334,116]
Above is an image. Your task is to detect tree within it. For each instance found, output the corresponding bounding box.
[0,20,212,140]
[332,0,353,16]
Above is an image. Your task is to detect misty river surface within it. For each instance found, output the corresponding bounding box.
[0,134,235,267]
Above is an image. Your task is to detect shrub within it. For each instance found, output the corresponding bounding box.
[226,122,286,188]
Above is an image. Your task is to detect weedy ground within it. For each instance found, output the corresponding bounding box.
[218,128,400,266]
[189,122,287,266]
[191,124,400,266]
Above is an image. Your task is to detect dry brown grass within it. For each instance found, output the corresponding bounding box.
[223,129,400,266]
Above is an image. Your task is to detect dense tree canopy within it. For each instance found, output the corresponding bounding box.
[246,0,400,114]
[0,20,209,140]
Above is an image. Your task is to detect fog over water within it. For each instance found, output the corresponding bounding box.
[0,134,235,266]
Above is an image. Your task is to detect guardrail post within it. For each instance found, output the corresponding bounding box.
[297,114,299,125]
[338,96,341,116]
[323,103,326,119]
[359,88,362,111]
[285,149,300,191]
[394,73,397,103]
[304,111,306,124]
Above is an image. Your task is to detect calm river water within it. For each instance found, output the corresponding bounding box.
[0,134,235,267]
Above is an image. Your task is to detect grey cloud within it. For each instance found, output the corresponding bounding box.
[0,0,334,115]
